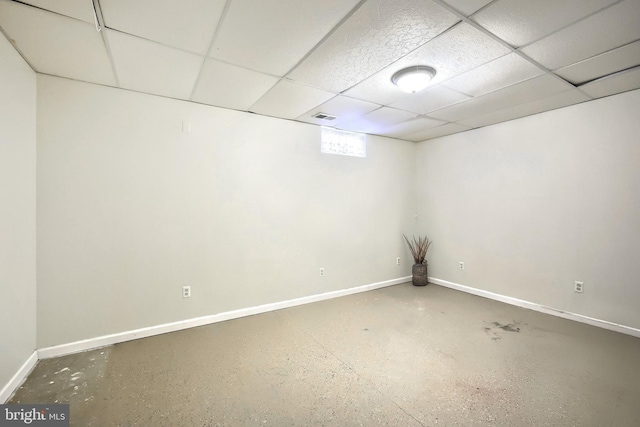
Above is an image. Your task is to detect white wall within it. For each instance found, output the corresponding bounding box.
[36,75,416,348]
[416,89,640,330]
[28,67,640,353]
[0,33,37,396]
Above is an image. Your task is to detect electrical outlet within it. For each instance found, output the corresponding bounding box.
[319,268,324,277]
[182,286,191,298]
[459,261,465,271]
[396,257,401,265]
[574,281,584,293]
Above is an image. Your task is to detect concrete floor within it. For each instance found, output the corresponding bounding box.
[10,283,640,426]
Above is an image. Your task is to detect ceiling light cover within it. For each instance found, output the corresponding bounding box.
[391,66,436,93]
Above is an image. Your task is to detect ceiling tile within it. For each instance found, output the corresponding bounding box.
[191,59,278,111]
[209,0,360,77]
[440,0,493,16]
[250,80,336,120]
[579,67,640,98]
[458,89,591,127]
[339,71,415,106]
[379,117,446,139]
[287,0,459,92]
[429,74,573,122]
[5,0,638,141]
[336,107,417,134]
[405,123,472,141]
[106,30,203,99]
[343,23,511,105]
[555,41,640,85]
[100,0,226,55]
[0,1,115,85]
[442,53,544,96]
[520,0,640,70]
[17,0,95,23]
[391,85,470,114]
[473,0,618,47]
[296,96,380,126]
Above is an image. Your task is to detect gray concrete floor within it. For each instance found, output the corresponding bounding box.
[10,283,640,426]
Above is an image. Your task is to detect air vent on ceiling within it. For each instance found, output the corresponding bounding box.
[312,112,338,121]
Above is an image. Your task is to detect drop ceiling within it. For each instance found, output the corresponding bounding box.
[1,0,639,141]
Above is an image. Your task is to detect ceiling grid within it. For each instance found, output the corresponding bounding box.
[1,0,638,141]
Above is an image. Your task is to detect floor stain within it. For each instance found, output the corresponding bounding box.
[10,347,111,410]
[483,321,522,340]
[492,322,521,333]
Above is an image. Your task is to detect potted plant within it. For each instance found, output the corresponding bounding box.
[403,234,432,286]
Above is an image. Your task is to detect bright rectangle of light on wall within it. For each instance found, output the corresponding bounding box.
[321,127,366,158]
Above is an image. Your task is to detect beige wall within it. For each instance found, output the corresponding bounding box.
[416,89,640,329]
[36,75,417,348]
[0,33,37,394]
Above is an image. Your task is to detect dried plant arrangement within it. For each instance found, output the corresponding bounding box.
[403,234,432,265]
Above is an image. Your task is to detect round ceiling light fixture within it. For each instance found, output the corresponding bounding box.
[391,65,436,93]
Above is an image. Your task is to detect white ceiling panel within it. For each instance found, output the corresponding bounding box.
[579,67,640,98]
[458,89,591,128]
[440,0,493,16]
[473,0,618,47]
[555,41,640,85]
[106,30,203,99]
[343,23,511,105]
[0,1,115,85]
[405,123,472,141]
[379,117,446,139]
[336,107,417,134]
[17,0,95,23]
[287,0,459,93]
[210,0,360,77]
[442,53,544,96]
[250,80,336,120]
[191,59,279,111]
[429,74,573,122]
[520,0,640,70]
[296,96,380,126]
[339,71,416,106]
[391,85,470,115]
[100,0,226,55]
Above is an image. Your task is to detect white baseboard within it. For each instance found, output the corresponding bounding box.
[12,276,638,401]
[430,277,640,339]
[38,276,411,360]
[1,351,38,403]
